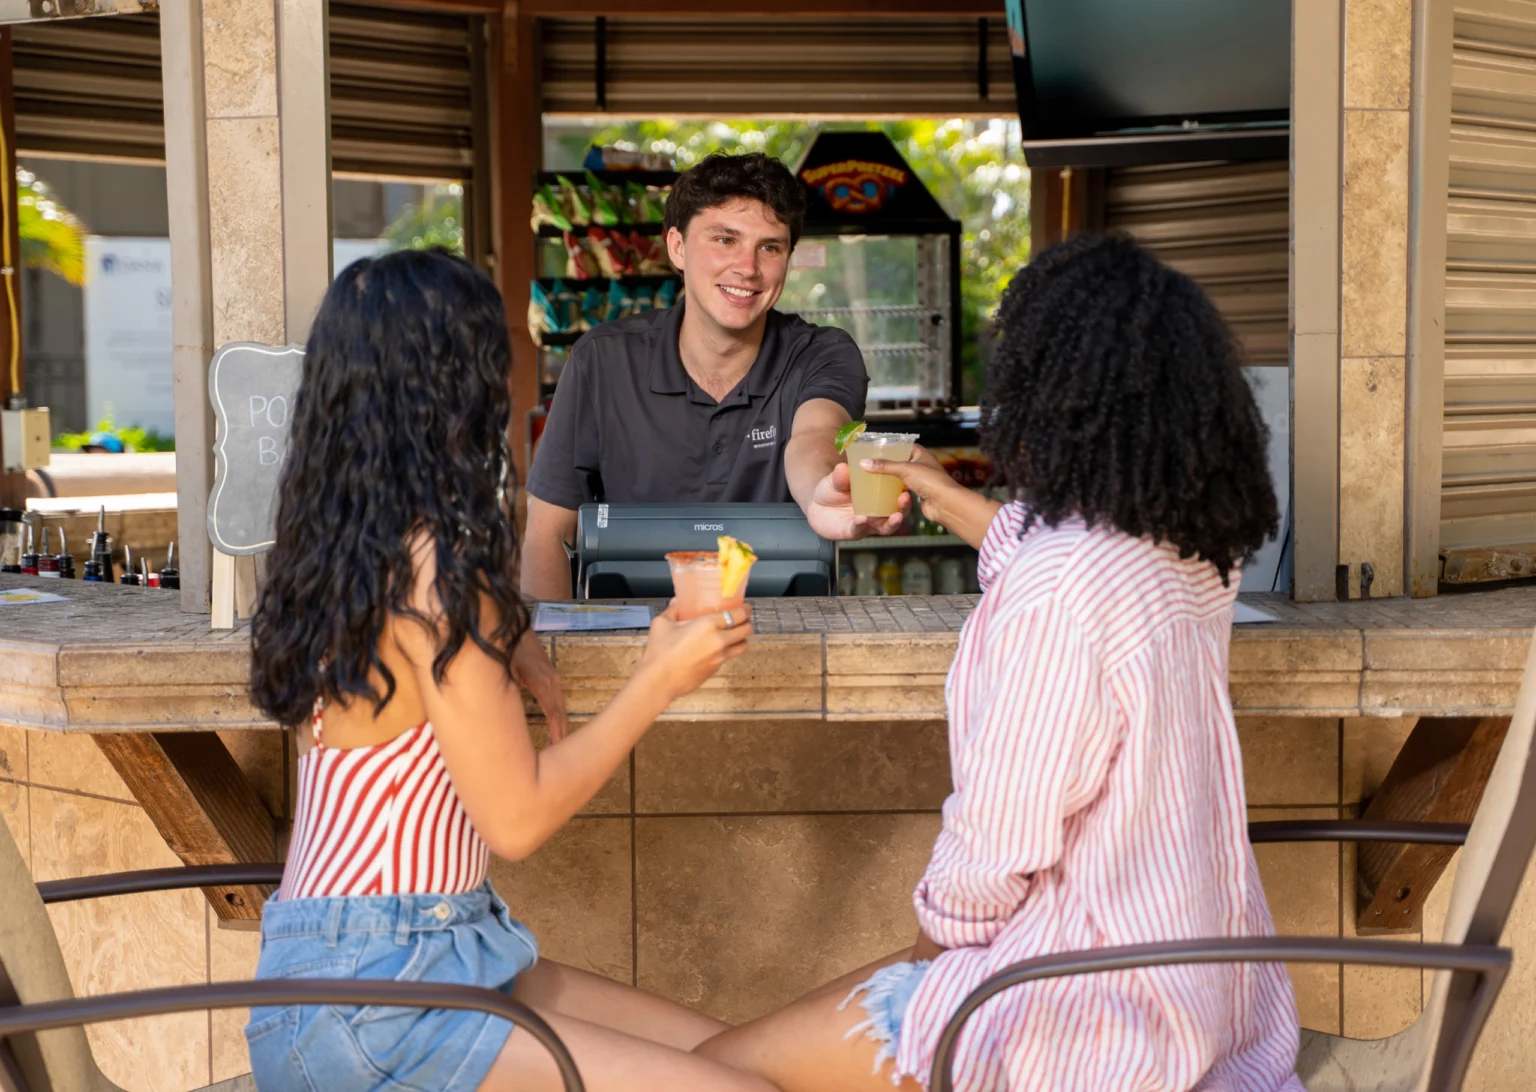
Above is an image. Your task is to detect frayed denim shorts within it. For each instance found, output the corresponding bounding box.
[840,958,932,1083]
[244,883,539,1092]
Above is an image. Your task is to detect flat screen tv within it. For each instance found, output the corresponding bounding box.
[1007,0,1291,167]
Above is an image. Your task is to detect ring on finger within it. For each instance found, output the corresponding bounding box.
[722,610,735,629]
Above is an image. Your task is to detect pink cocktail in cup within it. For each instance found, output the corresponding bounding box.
[666,551,751,621]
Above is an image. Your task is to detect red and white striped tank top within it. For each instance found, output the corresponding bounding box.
[280,700,489,900]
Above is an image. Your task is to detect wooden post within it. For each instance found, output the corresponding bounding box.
[492,2,541,483]
[0,28,26,512]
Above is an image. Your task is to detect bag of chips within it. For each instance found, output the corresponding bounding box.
[655,279,679,310]
[556,175,590,227]
[587,226,632,279]
[563,231,599,280]
[633,232,672,276]
[531,183,572,233]
[551,279,584,331]
[585,171,622,226]
[581,285,609,328]
[528,279,560,339]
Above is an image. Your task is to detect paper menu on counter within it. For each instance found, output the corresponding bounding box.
[0,588,68,606]
[533,603,654,632]
[1234,602,1279,624]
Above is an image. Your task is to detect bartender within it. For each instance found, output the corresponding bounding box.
[522,151,905,600]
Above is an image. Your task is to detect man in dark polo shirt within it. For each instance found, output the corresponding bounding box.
[522,152,905,599]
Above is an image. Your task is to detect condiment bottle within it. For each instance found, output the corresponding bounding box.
[36,528,59,578]
[900,557,933,596]
[85,506,113,582]
[120,544,141,586]
[877,557,902,596]
[159,542,179,590]
[20,521,38,576]
[852,552,879,597]
[934,557,965,596]
[55,529,76,579]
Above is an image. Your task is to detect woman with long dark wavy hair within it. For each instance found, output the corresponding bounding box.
[694,234,1305,1090]
[245,249,777,1092]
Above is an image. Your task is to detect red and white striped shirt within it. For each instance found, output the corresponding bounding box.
[896,504,1303,1091]
[280,704,489,900]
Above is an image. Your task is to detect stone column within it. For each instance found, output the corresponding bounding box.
[162,0,330,617]
[1338,0,1413,599]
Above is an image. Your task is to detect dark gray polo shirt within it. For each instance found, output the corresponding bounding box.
[527,303,867,508]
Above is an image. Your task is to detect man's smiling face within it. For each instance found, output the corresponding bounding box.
[667,197,792,336]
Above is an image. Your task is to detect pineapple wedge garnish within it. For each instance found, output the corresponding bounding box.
[717,535,757,599]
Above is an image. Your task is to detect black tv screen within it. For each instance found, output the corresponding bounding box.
[1008,0,1291,165]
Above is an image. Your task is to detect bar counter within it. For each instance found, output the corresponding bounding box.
[4,575,1536,732]
[3,573,1536,1090]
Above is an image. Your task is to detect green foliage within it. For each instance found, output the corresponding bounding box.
[384,184,466,255]
[16,168,87,287]
[54,416,175,453]
[557,119,1029,400]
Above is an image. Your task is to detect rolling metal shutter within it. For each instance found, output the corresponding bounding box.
[1102,160,1289,367]
[12,13,163,161]
[1439,2,1536,556]
[10,3,480,181]
[539,17,1014,117]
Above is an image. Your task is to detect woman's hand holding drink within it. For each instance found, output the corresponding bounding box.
[638,602,754,702]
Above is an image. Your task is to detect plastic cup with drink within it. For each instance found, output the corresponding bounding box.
[666,536,757,621]
[836,422,918,518]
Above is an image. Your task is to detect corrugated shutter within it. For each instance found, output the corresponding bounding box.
[539,17,1014,117]
[1440,2,1536,554]
[10,4,479,181]
[1102,160,1289,367]
[12,13,163,161]
[328,3,478,179]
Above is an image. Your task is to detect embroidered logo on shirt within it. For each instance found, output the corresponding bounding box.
[749,424,778,450]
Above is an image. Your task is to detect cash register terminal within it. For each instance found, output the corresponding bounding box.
[572,503,835,599]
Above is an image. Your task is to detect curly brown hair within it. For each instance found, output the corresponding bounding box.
[982,233,1278,584]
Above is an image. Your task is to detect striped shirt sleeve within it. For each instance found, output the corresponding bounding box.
[976,501,1028,590]
[914,595,1116,948]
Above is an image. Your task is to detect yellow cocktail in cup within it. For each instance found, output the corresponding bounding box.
[845,432,917,517]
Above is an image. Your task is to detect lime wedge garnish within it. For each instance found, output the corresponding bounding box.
[834,421,867,455]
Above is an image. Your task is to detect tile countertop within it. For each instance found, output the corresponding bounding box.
[1,575,1533,732]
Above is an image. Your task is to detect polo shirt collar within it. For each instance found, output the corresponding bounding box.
[649,300,792,402]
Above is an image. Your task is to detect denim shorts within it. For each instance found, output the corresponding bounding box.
[839,959,932,1083]
[244,883,539,1092]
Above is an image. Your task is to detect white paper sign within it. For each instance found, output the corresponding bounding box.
[84,236,174,435]
[83,237,389,441]
[533,603,653,632]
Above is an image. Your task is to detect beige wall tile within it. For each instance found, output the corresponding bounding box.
[1341,840,1421,1038]
[1251,806,1342,1034]
[529,721,629,815]
[0,779,27,868]
[1341,717,1417,805]
[32,789,209,1091]
[1339,356,1406,597]
[0,722,24,781]
[206,116,285,347]
[492,818,633,984]
[1236,718,1341,806]
[636,814,939,1023]
[1344,0,1412,109]
[210,908,263,1084]
[27,730,134,802]
[635,719,950,813]
[1342,110,1410,357]
[201,0,278,119]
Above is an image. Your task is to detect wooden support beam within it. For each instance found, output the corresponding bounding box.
[1028,166,1097,257]
[491,3,542,483]
[1356,715,1510,933]
[93,732,279,923]
[0,28,26,512]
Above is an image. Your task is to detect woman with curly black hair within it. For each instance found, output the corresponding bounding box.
[245,249,777,1092]
[695,234,1302,1091]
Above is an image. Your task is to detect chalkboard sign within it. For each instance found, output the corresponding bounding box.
[207,342,304,555]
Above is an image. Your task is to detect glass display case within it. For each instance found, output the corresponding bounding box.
[779,130,963,414]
